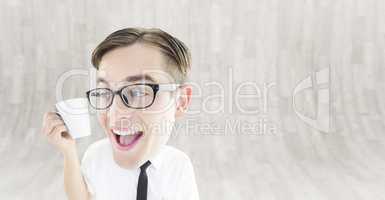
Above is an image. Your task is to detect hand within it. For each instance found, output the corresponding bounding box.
[41,111,76,155]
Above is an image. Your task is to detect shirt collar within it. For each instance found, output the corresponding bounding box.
[147,145,165,170]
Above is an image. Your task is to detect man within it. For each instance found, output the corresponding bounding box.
[42,27,199,200]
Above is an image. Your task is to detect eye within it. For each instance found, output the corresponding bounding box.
[131,89,147,97]
[91,90,110,97]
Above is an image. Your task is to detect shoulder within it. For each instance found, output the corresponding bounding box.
[163,145,191,162]
[158,145,193,170]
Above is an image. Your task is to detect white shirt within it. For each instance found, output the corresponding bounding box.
[80,138,200,200]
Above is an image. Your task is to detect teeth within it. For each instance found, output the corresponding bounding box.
[112,129,141,136]
[113,129,130,136]
[111,123,143,136]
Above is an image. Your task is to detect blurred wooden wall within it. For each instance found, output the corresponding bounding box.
[1,0,385,199]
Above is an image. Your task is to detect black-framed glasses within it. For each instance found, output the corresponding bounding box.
[86,83,180,110]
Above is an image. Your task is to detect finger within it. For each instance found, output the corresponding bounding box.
[43,113,56,128]
[53,125,68,140]
[48,124,67,137]
[62,131,72,139]
[57,124,68,135]
[44,112,61,125]
[42,116,55,136]
[47,119,64,132]
[42,112,53,127]
[50,112,62,121]
[48,123,65,137]
[47,120,66,136]
[54,111,63,119]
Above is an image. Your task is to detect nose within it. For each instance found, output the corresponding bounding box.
[107,93,136,120]
[110,92,128,110]
[107,97,136,129]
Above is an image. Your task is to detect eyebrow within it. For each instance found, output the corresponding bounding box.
[96,74,157,84]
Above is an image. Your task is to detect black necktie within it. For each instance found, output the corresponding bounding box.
[137,160,151,200]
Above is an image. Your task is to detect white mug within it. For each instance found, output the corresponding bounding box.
[55,98,91,139]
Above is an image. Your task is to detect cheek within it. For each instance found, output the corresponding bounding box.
[142,112,176,138]
[149,93,176,114]
[97,112,108,129]
[143,114,175,142]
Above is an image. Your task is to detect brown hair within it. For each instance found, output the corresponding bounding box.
[91,27,191,83]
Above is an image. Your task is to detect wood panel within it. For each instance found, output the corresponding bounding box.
[0,0,384,199]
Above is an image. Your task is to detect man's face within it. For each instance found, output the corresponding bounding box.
[96,43,179,169]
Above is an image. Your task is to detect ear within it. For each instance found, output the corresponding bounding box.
[175,84,192,119]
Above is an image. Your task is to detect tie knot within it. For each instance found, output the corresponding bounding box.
[140,160,151,171]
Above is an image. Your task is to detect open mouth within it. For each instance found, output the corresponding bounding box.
[110,129,144,151]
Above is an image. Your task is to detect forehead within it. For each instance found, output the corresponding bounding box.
[97,43,174,84]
